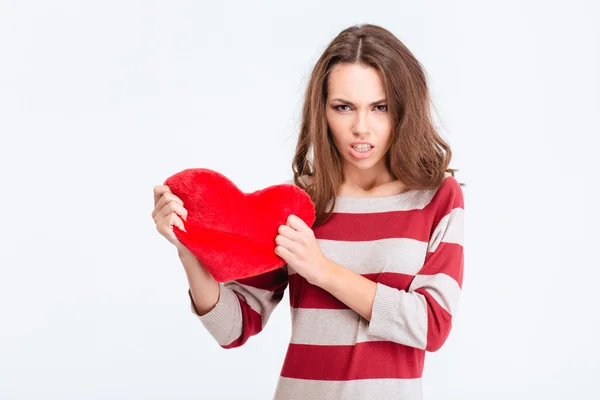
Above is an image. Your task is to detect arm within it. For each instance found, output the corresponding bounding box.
[183,177,299,348]
[318,260,377,321]
[181,248,289,349]
[179,247,220,315]
[317,178,464,352]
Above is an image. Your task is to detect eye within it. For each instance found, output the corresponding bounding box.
[333,105,351,112]
[375,105,388,112]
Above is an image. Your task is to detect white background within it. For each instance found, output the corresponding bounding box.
[1,0,599,399]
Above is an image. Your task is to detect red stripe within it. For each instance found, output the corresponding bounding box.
[314,210,431,242]
[420,242,464,288]
[289,272,416,309]
[425,176,464,233]
[431,176,464,208]
[280,342,425,380]
[376,272,418,291]
[415,288,453,352]
[222,294,263,349]
[222,269,289,349]
[313,177,463,243]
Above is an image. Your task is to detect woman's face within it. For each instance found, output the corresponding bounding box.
[325,63,393,174]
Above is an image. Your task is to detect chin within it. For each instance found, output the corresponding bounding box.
[344,155,384,170]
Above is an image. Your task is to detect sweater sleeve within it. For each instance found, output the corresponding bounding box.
[367,177,464,352]
[189,266,288,348]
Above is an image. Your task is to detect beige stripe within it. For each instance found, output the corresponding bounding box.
[428,207,464,252]
[367,283,428,349]
[290,308,360,345]
[193,285,242,346]
[288,237,428,276]
[222,281,281,328]
[283,176,440,213]
[409,273,462,315]
[329,188,437,213]
[192,281,284,346]
[273,376,423,400]
[289,303,427,348]
[283,174,455,215]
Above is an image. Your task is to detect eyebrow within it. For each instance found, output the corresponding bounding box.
[330,98,387,106]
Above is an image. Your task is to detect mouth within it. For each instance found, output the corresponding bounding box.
[350,141,374,147]
[349,143,375,159]
[350,142,374,151]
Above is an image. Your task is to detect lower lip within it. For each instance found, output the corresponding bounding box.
[350,146,374,159]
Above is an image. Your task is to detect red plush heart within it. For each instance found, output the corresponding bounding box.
[163,168,316,282]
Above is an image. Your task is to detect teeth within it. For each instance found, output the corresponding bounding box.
[353,144,372,152]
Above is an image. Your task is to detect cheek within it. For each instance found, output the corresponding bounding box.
[326,114,346,144]
[381,129,392,146]
[376,120,392,146]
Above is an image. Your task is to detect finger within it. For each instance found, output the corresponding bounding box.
[275,234,297,253]
[153,193,185,219]
[171,213,187,233]
[153,185,172,207]
[275,245,293,260]
[157,212,185,234]
[157,201,188,222]
[161,201,188,222]
[278,224,300,241]
[286,214,308,232]
[156,192,184,213]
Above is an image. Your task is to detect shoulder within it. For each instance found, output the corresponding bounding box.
[424,173,464,213]
[440,173,464,202]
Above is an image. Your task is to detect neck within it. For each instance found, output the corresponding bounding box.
[340,161,395,194]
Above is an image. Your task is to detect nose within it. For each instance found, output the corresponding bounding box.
[352,111,371,138]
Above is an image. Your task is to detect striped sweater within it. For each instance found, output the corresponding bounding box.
[188,173,465,400]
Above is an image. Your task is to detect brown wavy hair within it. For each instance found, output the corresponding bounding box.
[292,23,461,227]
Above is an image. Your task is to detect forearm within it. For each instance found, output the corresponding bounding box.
[317,259,377,321]
[318,256,459,351]
[181,249,289,349]
[178,247,220,316]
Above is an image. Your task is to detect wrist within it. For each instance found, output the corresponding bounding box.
[315,257,336,288]
[177,246,193,259]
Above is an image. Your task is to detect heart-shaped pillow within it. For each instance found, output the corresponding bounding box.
[163,168,316,282]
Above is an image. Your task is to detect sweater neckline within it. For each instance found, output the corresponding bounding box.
[331,188,419,210]
[335,188,417,201]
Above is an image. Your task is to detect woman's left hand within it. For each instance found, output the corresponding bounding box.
[275,214,330,286]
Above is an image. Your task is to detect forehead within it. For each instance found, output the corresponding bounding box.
[327,63,386,100]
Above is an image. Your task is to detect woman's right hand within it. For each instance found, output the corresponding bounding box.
[152,185,218,313]
[152,185,189,252]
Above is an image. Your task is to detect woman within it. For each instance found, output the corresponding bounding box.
[152,23,464,400]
